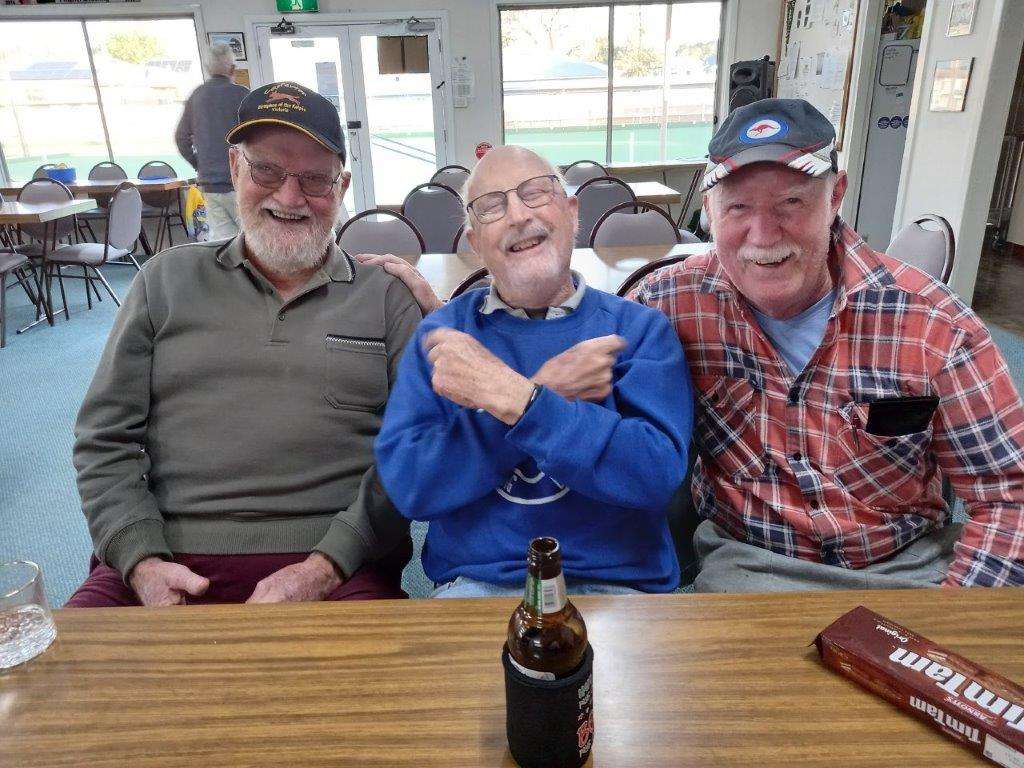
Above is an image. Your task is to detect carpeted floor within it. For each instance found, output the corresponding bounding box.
[2,260,1023,608]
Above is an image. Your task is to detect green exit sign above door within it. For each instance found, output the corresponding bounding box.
[277,0,319,11]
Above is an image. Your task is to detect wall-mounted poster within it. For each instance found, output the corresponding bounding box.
[929,58,973,112]
[946,0,978,37]
[208,32,246,62]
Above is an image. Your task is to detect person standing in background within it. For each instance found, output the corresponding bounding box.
[175,43,249,240]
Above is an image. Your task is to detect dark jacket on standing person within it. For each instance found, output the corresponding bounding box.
[174,75,249,193]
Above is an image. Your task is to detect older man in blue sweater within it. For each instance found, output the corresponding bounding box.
[374,146,693,597]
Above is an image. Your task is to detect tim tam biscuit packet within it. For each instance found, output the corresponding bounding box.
[815,606,1024,768]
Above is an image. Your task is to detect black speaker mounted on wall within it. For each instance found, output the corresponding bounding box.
[728,55,776,113]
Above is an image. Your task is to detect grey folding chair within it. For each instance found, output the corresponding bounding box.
[336,209,425,257]
[886,214,955,284]
[430,165,471,193]
[0,192,41,348]
[563,160,608,185]
[574,176,636,247]
[16,179,77,258]
[402,183,465,253]
[46,182,142,317]
[138,161,186,252]
[79,161,129,242]
[32,164,57,180]
[449,267,491,300]
[451,225,472,254]
[590,201,682,248]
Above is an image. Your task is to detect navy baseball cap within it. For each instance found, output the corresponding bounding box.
[702,98,837,192]
[226,81,346,163]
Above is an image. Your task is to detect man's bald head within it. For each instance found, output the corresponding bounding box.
[463,146,567,221]
[461,144,578,310]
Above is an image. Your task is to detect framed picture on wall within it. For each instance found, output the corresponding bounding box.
[946,0,978,37]
[208,32,247,62]
[929,58,973,112]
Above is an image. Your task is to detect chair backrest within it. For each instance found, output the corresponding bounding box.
[137,161,178,207]
[32,164,57,180]
[430,165,470,192]
[17,178,75,242]
[616,253,687,297]
[402,183,465,253]
[591,201,682,248]
[885,214,955,284]
[336,209,425,256]
[105,182,143,254]
[563,160,608,185]
[89,161,128,181]
[452,224,472,254]
[574,175,635,247]
[449,266,491,300]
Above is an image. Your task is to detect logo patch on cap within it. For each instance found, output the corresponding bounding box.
[740,118,788,143]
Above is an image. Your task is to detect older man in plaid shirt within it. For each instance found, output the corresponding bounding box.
[631,98,1024,590]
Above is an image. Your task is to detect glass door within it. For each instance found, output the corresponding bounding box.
[255,20,450,212]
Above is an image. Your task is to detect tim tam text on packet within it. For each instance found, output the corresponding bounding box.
[815,605,1024,768]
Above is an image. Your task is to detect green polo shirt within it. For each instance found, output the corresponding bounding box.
[73,236,422,579]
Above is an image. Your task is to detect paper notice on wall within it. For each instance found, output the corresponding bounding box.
[452,56,474,108]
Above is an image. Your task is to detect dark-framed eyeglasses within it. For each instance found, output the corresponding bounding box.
[241,152,341,198]
[466,174,563,224]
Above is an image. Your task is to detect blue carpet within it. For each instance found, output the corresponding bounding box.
[2,264,1022,607]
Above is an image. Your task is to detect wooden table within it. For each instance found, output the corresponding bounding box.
[379,180,681,214]
[0,177,194,198]
[0,199,98,330]
[402,242,710,300]
[2,589,1021,766]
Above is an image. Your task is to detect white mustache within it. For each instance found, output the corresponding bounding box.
[738,243,796,264]
[502,224,550,251]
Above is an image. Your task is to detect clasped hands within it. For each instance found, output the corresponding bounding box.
[424,328,626,425]
[128,551,343,607]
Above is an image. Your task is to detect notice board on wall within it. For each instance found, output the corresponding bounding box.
[776,0,860,149]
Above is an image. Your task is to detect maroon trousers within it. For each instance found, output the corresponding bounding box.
[65,553,407,607]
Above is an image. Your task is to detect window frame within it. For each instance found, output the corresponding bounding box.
[496,0,726,165]
[0,9,207,184]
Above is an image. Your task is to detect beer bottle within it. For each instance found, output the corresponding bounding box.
[507,537,588,680]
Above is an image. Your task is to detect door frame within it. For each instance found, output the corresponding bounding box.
[246,11,455,190]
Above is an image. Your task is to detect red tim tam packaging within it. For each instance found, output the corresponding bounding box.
[815,606,1024,767]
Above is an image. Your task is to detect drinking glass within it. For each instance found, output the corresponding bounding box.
[0,561,57,669]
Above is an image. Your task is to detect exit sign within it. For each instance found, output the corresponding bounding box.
[277,0,318,11]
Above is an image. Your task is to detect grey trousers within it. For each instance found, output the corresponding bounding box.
[692,519,962,592]
[204,191,239,241]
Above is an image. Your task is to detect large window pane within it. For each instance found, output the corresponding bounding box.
[610,2,720,163]
[87,18,203,179]
[0,21,109,182]
[500,6,610,166]
[359,34,437,205]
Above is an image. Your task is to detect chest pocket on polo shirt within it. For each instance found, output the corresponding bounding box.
[694,375,767,481]
[830,400,934,508]
[322,332,388,412]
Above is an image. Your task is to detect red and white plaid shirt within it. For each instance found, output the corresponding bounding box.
[630,218,1024,587]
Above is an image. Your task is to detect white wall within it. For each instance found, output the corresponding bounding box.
[893,0,1024,301]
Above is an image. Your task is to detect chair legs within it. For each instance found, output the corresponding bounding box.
[1,270,6,349]
[89,266,120,306]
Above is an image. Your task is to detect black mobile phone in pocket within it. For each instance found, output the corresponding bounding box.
[864,395,940,437]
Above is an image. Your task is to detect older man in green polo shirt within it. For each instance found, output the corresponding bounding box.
[67,82,421,607]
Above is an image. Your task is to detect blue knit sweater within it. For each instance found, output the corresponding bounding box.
[375,287,693,591]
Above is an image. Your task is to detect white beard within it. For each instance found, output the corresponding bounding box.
[238,205,335,276]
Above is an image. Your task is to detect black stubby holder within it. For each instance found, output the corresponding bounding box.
[502,644,595,768]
